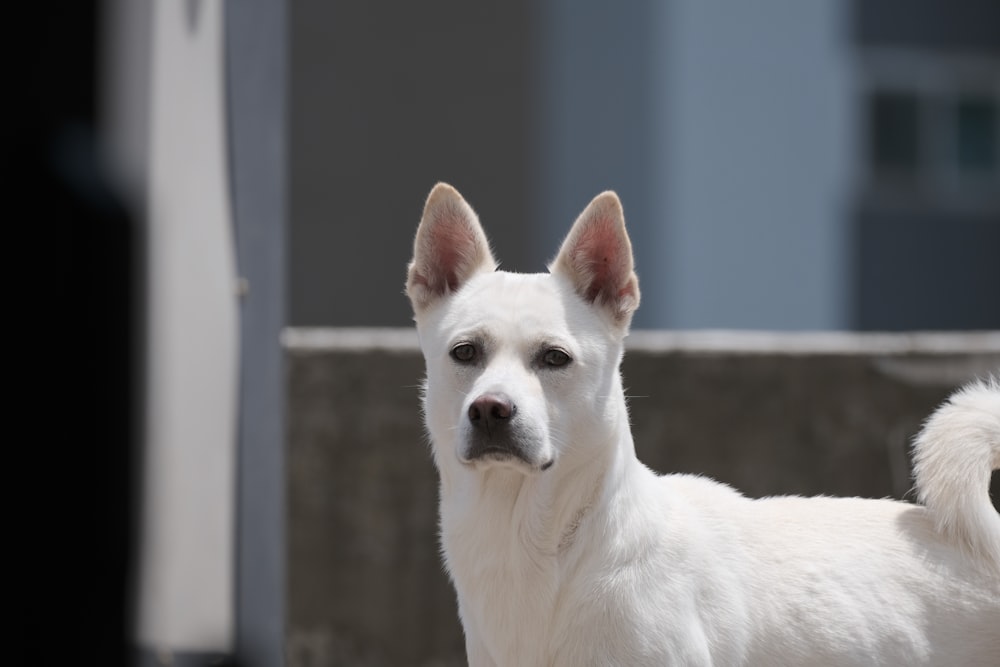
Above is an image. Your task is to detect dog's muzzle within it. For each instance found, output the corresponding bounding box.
[461,392,552,470]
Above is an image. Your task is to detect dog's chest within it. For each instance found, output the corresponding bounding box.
[441,494,579,662]
[447,531,557,649]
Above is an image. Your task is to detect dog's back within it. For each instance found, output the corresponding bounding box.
[556,414,1000,666]
[728,492,1000,664]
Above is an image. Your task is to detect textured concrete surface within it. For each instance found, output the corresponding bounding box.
[285,328,1000,667]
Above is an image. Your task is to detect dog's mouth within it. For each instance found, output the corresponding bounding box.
[461,443,554,472]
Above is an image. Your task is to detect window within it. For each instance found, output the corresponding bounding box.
[869,91,920,172]
[860,49,1000,196]
[955,95,997,174]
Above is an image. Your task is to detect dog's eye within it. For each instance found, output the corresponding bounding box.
[541,348,571,368]
[450,343,478,363]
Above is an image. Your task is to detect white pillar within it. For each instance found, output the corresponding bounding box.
[134,0,238,654]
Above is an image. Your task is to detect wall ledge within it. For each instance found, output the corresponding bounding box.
[283,327,1000,356]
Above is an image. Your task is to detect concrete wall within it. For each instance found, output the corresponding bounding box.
[285,328,999,667]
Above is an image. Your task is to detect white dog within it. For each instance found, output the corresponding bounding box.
[405,182,1000,666]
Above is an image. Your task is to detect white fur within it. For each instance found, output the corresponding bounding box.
[406,183,1000,666]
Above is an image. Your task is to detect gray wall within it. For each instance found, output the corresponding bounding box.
[289,0,540,326]
[285,328,999,667]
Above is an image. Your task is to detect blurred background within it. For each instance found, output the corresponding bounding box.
[15,1,997,666]
[289,0,999,331]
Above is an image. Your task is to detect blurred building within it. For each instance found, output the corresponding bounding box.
[852,0,1000,330]
[289,0,999,330]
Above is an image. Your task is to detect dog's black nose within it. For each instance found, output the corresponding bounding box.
[468,393,516,426]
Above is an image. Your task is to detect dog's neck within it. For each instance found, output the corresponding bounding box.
[438,397,638,560]
[433,351,647,660]
[437,403,641,662]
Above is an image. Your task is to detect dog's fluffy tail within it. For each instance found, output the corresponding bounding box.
[913,375,1000,571]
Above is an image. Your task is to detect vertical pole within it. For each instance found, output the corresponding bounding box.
[225,0,288,665]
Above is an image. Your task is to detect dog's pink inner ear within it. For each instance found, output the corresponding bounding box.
[414,212,482,291]
[574,218,630,301]
[407,184,496,312]
[553,192,640,323]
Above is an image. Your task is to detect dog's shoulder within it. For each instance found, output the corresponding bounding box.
[657,471,747,507]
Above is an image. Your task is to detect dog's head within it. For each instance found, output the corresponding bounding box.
[406,183,640,476]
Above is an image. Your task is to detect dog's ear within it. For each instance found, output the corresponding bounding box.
[406,183,497,314]
[550,191,640,325]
